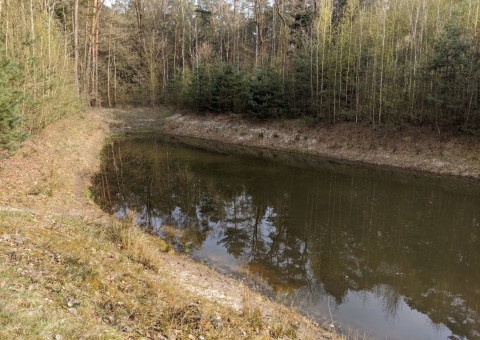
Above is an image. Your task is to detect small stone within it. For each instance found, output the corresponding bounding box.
[66,298,80,308]
[54,335,63,340]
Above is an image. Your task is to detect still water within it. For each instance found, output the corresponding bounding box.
[92,135,480,339]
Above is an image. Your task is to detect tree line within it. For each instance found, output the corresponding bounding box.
[2,0,480,149]
[104,0,480,132]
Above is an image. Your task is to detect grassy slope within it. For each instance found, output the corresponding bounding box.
[0,110,336,339]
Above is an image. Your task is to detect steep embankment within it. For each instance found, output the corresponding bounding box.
[161,113,480,179]
[0,109,337,339]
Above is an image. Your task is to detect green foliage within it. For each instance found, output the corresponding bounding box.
[179,63,287,119]
[289,54,316,118]
[194,7,212,25]
[190,64,213,113]
[187,63,245,114]
[428,21,470,127]
[209,63,244,113]
[168,69,193,108]
[245,67,287,119]
[0,57,25,150]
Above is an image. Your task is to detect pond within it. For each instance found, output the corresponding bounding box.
[92,134,480,339]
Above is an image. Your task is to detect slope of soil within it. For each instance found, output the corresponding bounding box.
[160,113,480,179]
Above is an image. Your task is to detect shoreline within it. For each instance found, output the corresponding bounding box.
[155,111,480,180]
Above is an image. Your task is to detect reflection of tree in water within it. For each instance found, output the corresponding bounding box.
[218,194,263,259]
[92,136,480,339]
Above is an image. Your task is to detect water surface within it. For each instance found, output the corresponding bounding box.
[92,135,480,339]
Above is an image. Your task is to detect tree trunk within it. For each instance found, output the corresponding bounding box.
[74,0,79,93]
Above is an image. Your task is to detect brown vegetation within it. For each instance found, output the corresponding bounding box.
[161,112,480,179]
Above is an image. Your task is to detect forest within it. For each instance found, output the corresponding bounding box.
[2,0,480,149]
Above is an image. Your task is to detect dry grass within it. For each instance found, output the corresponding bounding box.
[105,217,172,270]
[0,211,335,339]
[0,109,339,339]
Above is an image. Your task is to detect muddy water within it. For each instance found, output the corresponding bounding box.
[93,134,480,339]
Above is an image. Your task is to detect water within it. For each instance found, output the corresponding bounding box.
[92,134,480,339]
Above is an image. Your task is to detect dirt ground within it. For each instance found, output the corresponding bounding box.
[160,112,480,179]
[0,109,338,339]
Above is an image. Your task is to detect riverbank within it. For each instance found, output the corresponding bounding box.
[159,111,480,179]
[0,109,337,339]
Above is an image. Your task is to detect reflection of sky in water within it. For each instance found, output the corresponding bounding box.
[94,137,480,340]
[194,234,241,272]
[171,206,187,226]
[286,286,451,339]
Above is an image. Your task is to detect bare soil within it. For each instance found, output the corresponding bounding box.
[160,112,480,179]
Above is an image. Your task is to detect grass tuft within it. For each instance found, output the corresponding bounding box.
[105,219,171,270]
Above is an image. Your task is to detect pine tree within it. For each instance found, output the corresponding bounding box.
[245,67,287,119]
[190,64,212,113]
[210,63,244,113]
[428,21,469,129]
